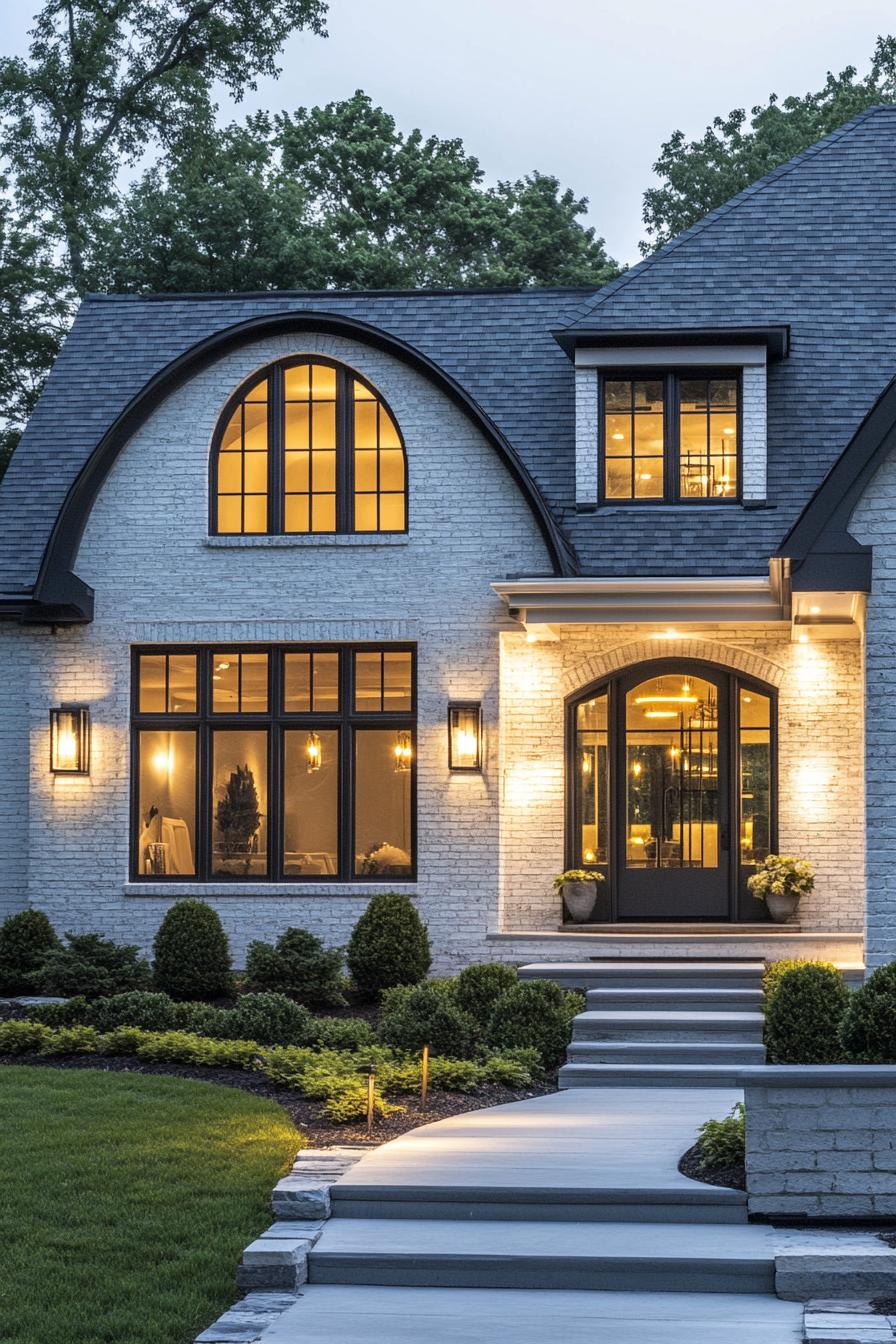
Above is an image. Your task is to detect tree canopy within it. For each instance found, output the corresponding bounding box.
[641,36,896,252]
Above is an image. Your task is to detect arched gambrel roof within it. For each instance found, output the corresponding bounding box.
[777,370,896,592]
[24,310,578,622]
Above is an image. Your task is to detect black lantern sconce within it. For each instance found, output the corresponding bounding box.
[50,706,91,775]
[448,702,483,772]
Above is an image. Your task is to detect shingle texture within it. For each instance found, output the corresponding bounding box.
[4,104,896,587]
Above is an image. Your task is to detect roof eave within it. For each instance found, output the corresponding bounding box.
[552,325,791,361]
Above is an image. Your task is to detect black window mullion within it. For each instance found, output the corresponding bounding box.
[269,367,284,534]
[337,367,352,534]
[197,649,211,880]
[340,649,353,878]
[666,374,678,502]
[269,653,284,880]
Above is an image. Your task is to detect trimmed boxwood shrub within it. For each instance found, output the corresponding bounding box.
[840,962,896,1062]
[764,963,849,1063]
[34,933,153,999]
[346,892,431,997]
[87,991,178,1033]
[244,928,345,1006]
[378,982,478,1058]
[486,979,577,1071]
[218,992,315,1046]
[313,1016,376,1051]
[453,963,519,1031]
[763,958,837,1008]
[152,900,233,1001]
[0,910,60,994]
[172,1000,231,1036]
[26,996,90,1027]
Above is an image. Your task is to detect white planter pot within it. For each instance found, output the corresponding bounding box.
[562,880,598,923]
[765,891,800,924]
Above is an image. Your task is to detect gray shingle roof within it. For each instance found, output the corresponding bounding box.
[4,103,896,591]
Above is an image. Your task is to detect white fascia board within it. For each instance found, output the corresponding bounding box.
[492,575,785,625]
[574,345,767,368]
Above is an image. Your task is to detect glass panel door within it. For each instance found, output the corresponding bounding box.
[575,692,609,867]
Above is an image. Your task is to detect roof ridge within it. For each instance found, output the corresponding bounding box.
[82,284,603,302]
[566,103,891,323]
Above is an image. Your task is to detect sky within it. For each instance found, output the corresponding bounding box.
[1,0,894,264]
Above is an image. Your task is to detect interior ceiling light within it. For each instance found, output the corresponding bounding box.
[644,710,678,719]
[635,694,698,705]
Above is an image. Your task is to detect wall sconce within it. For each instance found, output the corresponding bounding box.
[448,702,482,772]
[305,731,322,773]
[393,731,413,773]
[50,706,90,775]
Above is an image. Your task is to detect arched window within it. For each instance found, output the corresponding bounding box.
[211,358,407,535]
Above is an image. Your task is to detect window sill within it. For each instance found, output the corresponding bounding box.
[205,534,410,549]
[123,881,418,898]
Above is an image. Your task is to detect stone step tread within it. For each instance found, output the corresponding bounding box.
[586,989,764,1004]
[566,1042,766,1060]
[310,1218,775,1262]
[260,1285,804,1343]
[560,1063,752,1086]
[331,1180,745,1207]
[522,960,766,974]
[577,1010,765,1023]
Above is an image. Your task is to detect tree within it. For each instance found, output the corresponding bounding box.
[102,91,618,291]
[641,36,896,253]
[0,0,328,294]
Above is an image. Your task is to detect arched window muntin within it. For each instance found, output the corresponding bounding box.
[210,355,408,537]
[564,657,778,921]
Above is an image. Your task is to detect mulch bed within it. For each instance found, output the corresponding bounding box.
[0,1053,556,1148]
[678,1141,746,1192]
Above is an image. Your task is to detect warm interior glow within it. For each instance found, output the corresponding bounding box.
[393,731,413,771]
[56,730,78,768]
[305,731,322,773]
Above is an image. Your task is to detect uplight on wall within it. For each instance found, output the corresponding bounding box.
[448,702,482,772]
[49,706,90,775]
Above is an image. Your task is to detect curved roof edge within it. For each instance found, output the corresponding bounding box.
[25,309,578,623]
[777,372,896,592]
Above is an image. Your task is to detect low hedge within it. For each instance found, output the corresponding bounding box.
[763,962,850,1064]
[486,980,584,1070]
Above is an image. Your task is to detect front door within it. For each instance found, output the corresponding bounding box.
[616,666,729,919]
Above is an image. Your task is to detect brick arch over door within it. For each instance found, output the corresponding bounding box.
[560,637,787,698]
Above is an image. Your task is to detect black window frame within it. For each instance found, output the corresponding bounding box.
[209,356,409,536]
[130,643,417,883]
[598,368,742,506]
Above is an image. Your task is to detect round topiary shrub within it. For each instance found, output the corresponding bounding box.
[346,892,431,997]
[244,927,345,1006]
[453,963,519,1031]
[486,979,575,1071]
[313,1015,376,1051]
[220,992,315,1046]
[840,962,896,1062]
[152,900,233,1001]
[764,963,850,1063]
[763,958,837,1008]
[378,982,478,1058]
[87,991,178,1033]
[0,910,61,994]
[34,933,153,999]
[172,1000,231,1037]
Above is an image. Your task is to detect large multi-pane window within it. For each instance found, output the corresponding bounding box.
[601,372,739,503]
[212,358,407,536]
[132,645,415,881]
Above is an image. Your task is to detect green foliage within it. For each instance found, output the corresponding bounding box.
[152,900,233,1001]
[696,1103,746,1171]
[480,1047,541,1088]
[214,765,261,871]
[87,991,178,1034]
[748,854,815,904]
[486,979,577,1071]
[0,909,60,994]
[218,992,314,1046]
[763,958,837,1006]
[378,982,478,1058]
[641,37,896,250]
[0,1019,52,1053]
[347,892,431,997]
[312,1015,376,1051]
[840,962,896,1062]
[453,963,519,1031]
[97,1025,153,1056]
[26,996,90,1027]
[37,1024,98,1056]
[764,963,850,1063]
[244,927,345,1006]
[34,933,152,999]
[129,1030,262,1069]
[171,1000,231,1036]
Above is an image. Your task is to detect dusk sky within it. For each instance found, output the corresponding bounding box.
[2,0,893,263]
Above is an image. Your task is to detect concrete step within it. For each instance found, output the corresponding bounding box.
[308,1218,776,1294]
[330,1181,747,1225]
[520,960,765,990]
[572,1010,765,1043]
[560,1062,754,1088]
[565,1040,766,1065]
[585,988,764,1011]
[259,1284,805,1343]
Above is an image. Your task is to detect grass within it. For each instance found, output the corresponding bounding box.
[0,1066,303,1344]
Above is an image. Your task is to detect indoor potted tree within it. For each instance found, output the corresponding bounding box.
[553,869,608,924]
[748,854,815,924]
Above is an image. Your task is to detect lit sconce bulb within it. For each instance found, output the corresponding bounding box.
[152,746,174,775]
[305,731,322,773]
[581,753,592,775]
[670,746,679,759]
[393,731,413,772]
[632,760,642,777]
[583,849,596,863]
[56,731,78,769]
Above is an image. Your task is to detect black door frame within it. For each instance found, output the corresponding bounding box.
[564,657,778,923]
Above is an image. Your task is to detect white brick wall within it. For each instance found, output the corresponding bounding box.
[574,366,599,506]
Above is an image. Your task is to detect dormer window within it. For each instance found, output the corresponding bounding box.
[602,371,739,504]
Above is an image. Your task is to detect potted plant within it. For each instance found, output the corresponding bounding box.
[748,854,814,924]
[215,764,260,876]
[553,869,608,924]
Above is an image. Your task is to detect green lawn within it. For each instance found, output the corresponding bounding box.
[0,1066,303,1344]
